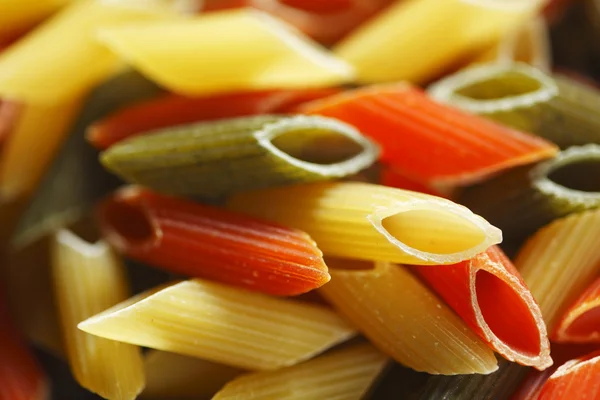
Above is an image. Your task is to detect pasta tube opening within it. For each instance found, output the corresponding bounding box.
[475,270,541,356]
[562,308,600,339]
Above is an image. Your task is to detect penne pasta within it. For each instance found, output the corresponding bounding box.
[460,145,600,247]
[0,1,166,103]
[78,278,356,371]
[0,0,70,44]
[97,9,354,96]
[538,351,600,400]
[319,261,498,375]
[52,229,145,400]
[380,164,442,197]
[213,343,389,399]
[412,246,552,370]
[510,367,555,400]
[98,186,330,296]
[12,70,162,249]
[515,208,600,331]
[552,276,600,343]
[0,100,21,146]
[300,84,558,188]
[100,115,379,199]
[0,293,49,400]
[99,0,204,14]
[87,88,341,149]
[228,182,502,265]
[332,0,543,84]
[142,350,242,400]
[430,63,600,148]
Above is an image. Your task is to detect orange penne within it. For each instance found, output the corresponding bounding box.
[552,277,600,344]
[300,84,558,189]
[538,350,600,400]
[87,88,340,149]
[413,246,551,370]
[0,294,48,400]
[0,100,21,146]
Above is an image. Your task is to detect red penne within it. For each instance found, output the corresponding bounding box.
[98,187,330,296]
[300,84,558,188]
[0,293,48,400]
[552,276,600,344]
[203,0,394,45]
[412,246,552,370]
[511,368,556,400]
[0,100,21,147]
[538,350,600,400]
[87,88,340,149]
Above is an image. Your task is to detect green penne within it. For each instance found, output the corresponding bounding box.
[100,115,380,199]
[12,71,163,249]
[429,62,600,148]
[458,144,600,247]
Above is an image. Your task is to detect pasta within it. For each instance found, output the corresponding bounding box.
[100,115,380,199]
[319,260,498,375]
[12,71,162,249]
[412,246,551,370]
[142,350,242,400]
[52,229,145,400]
[333,0,543,84]
[228,181,502,265]
[537,351,600,400]
[300,84,558,189]
[515,208,600,331]
[98,186,330,296]
[0,1,166,103]
[552,276,600,343]
[459,145,600,246]
[510,367,555,400]
[97,9,354,96]
[0,0,70,44]
[87,88,340,149]
[0,100,21,145]
[213,343,389,399]
[380,165,443,197]
[430,63,600,148]
[78,278,356,371]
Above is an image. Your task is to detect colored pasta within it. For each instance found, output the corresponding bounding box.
[87,88,341,149]
[319,261,498,375]
[0,100,21,145]
[100,115,379,199]
[537,350,600,400]
[333,0,542,84]
[228,181,502,265]
[459,145,600,246]
[98,186,330,296]
[78,278,356,371]
[97,9,354,96]
[52,229,145,400]
[515,208,600,331]
[300,84,557,188]
[412,246,551,370]
[552,276,600,343]
[430,63,600,148]
[213,343,389,399]
[0,0,70,44]
[143,350,242,400]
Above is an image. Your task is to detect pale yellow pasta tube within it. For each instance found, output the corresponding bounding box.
[53,229,145,400]
[319,261,498,375]
[142,351,241,400]
[0,1,165,103]
[334,0,543,84]
[0,97,82,201]
[213,343,389,400]
[228,182,502,265]
[97,9,354,96]
[515,208,600,331]
[0,0,70,42]
[78,279,356,371]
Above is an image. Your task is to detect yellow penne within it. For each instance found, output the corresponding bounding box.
[142,350,242,400]
[0,97,81,201]
[78,279,356,371]
[213,343,389,400]
[99,0,203,14]
[228,182,502,265]
[52,229,145,400]
[333,0,543,84]
[0,0,70,42]
[515,208,600,331]
[0,1,166,103]
[97,9,354,96]
[319,261,498,375]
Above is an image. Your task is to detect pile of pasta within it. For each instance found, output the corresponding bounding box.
[1,0,600,399]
